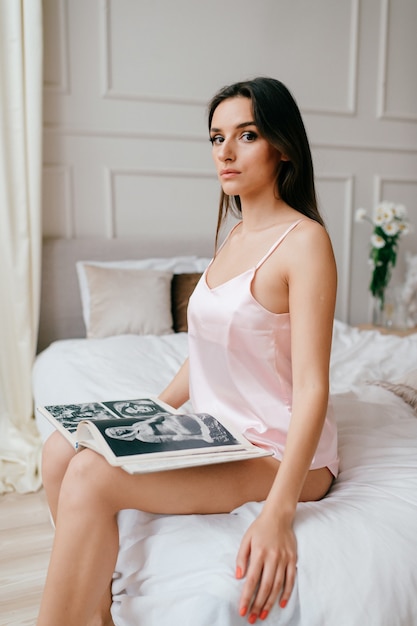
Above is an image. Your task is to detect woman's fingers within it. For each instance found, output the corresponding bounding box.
[277,557,297,610]
[235,530,251,582]
[248,559,284,621]
[236,518,297,622]
[238,556,264,618]
[242,554,290,621]
[254,555,297,619]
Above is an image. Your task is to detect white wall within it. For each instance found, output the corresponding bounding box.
[42,0,417,324]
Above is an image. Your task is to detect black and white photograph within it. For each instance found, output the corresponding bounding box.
[40,398,245,460]
[43,398,169,435]
[103,399,170,419]
[94,411,240,458]
[43,403,113,434]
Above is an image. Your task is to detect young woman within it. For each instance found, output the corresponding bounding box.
[37,77,338,626]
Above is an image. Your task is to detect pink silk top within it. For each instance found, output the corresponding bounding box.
[187,220,339,477]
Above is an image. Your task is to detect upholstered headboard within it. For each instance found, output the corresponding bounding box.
[37,236,214,352]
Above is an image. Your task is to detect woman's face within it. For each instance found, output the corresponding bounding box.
[210,96,283,201]
[114,402,154,416]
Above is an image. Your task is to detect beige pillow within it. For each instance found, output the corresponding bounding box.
[397,368,417,390]
[372,368,417,413]
[373,381,417,412]
[83,265,174,338]
[385,368,417,412]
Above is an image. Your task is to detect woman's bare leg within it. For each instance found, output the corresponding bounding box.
[42,432,76,521]
[41,434,114,626]
[87,588,114,626]
[37,449,280,626]
[38,443,331,626]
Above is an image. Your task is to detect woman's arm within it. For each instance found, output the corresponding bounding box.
[237,221,337,620]
[267,221,337,509]
[158,358,190,409]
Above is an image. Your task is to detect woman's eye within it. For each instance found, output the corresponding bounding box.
[241,131,257,142]
[210,135,224,145]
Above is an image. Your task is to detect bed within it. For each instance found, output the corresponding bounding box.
[33,237,417,626]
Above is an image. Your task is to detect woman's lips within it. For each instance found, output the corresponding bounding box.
[220,169,240,178]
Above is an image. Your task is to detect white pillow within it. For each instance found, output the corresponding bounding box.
[77,256,211,331]
[82,265,174,338]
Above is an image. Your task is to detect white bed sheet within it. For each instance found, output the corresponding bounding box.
[32,321,417,626]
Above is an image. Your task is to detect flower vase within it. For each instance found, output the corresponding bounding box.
[371,295,384,327]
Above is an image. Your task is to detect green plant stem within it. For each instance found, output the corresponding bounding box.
[369,228,399,306]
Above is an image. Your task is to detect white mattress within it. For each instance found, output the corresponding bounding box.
[32,321,417,626]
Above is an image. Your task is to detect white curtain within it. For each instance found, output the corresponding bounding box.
[0,0,43,493]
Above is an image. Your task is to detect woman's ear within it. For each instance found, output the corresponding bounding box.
[280,153,290,162]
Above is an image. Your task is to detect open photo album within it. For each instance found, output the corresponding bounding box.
[36,397,271,474]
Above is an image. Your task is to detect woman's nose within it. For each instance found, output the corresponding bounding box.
[218,138,235,162]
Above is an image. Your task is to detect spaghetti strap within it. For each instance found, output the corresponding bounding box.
[206,221,242,273]
[215,221,241,255]
[255,219,304,269]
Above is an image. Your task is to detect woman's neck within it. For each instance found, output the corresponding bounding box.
[239,196,296,233]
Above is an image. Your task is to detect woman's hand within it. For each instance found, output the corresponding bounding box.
[235,511,297,622]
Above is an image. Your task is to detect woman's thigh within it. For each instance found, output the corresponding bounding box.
[62,449,280,516]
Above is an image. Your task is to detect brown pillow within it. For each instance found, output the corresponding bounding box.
[171,273,202,332]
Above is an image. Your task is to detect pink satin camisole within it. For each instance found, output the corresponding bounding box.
[187,220,339,477]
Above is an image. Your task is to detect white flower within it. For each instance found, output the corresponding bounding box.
[399,222,410,235]
[374,202,395,225]
[381,221,400,236]
[355,208,367,222]
[373,209,385,225]
[394,204,407,219]
[356,201,411,301]
[371,233,385,249]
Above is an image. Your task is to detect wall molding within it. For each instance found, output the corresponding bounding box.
[42,164,74,238]
[377,0,389,119]
[105,167,217,238]
[374,175,417,205]
[43,124,417,155]
[44,125,206,144]
[302,0,360,117]
[100,0,360,117]
[43,0,70,94]
[100,0,205,106]
[316,173,354,323]
[313,142,417,155]
[377,0,417,122]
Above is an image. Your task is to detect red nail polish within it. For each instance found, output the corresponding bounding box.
[236,566,243,579]
[248,614,257,624]
[280,599,288,609]
[239,606,248,617]
[260,609,269,620]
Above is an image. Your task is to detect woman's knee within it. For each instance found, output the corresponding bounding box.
[59,449,115,511]
[42,431,75,487]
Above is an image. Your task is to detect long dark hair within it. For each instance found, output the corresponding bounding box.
[208,77,324,245]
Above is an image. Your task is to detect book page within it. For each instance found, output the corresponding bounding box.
[39,397,272,472]
[78,412,243,461]
[40,398,171,443]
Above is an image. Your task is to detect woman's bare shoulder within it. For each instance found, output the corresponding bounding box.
[289,218,333,254]
[279,218,336,284]
[294,216,329,236]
